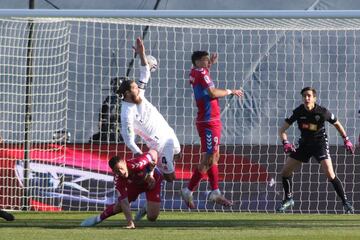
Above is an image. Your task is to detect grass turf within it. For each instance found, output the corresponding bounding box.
[1,211,360,240]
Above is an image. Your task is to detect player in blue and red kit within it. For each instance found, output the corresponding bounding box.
[80,150,162,229]
[180,51,243,208]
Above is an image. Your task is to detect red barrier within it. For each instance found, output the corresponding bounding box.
[0,143,269,210]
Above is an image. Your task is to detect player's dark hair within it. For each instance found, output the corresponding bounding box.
[301,87,317,96]
[116,79,135,98]
[108,156,122,169]
[111,76,127,93]
[191,51,209,66]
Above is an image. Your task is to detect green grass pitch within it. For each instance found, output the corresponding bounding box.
[1,211,360,240]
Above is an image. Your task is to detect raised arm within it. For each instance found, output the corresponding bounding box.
[206,52,243,99]
[134,37,147,67]
[133,37,151,91]
[209,53,218,65]
[137,64,151,91]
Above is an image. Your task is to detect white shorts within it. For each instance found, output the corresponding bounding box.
[156,134,181,174]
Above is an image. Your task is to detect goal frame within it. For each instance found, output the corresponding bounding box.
[1,9,360,18]
[0,9,358,213]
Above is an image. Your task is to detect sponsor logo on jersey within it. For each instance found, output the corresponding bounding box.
[309,124,317,131]
[301,123,317,131]
[301,123,309,129]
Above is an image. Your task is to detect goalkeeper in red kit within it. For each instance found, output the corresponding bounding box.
[180,51,243,208]
[80,150,162,229]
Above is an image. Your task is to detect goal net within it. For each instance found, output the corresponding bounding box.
[0,10,358,213]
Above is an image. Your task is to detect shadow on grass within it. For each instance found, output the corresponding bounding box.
[1,218,359,229]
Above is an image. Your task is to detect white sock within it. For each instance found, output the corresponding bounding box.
[211,189,221,195]
[185,187,193,195]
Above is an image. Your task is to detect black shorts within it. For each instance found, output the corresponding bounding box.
[289,138,330,163]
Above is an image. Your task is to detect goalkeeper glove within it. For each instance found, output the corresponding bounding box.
[282,140,296,153]
[343,136,355,154]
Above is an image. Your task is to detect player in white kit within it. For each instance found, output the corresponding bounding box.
[117,37,181,183]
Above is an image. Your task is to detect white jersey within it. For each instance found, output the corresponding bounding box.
[121,65,180,164]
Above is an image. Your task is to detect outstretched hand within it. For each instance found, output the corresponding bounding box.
[231,89,244,97]
[344,138,355,154]
[210,53,218,65]
[133,37,145,56]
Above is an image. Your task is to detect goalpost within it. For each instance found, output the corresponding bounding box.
[0,10,358,213]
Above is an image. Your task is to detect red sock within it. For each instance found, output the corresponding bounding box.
[207,164,219,190]
[188,168,205,191]
[100,204,116,221]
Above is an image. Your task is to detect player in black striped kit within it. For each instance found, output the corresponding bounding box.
[277,87,355,213]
